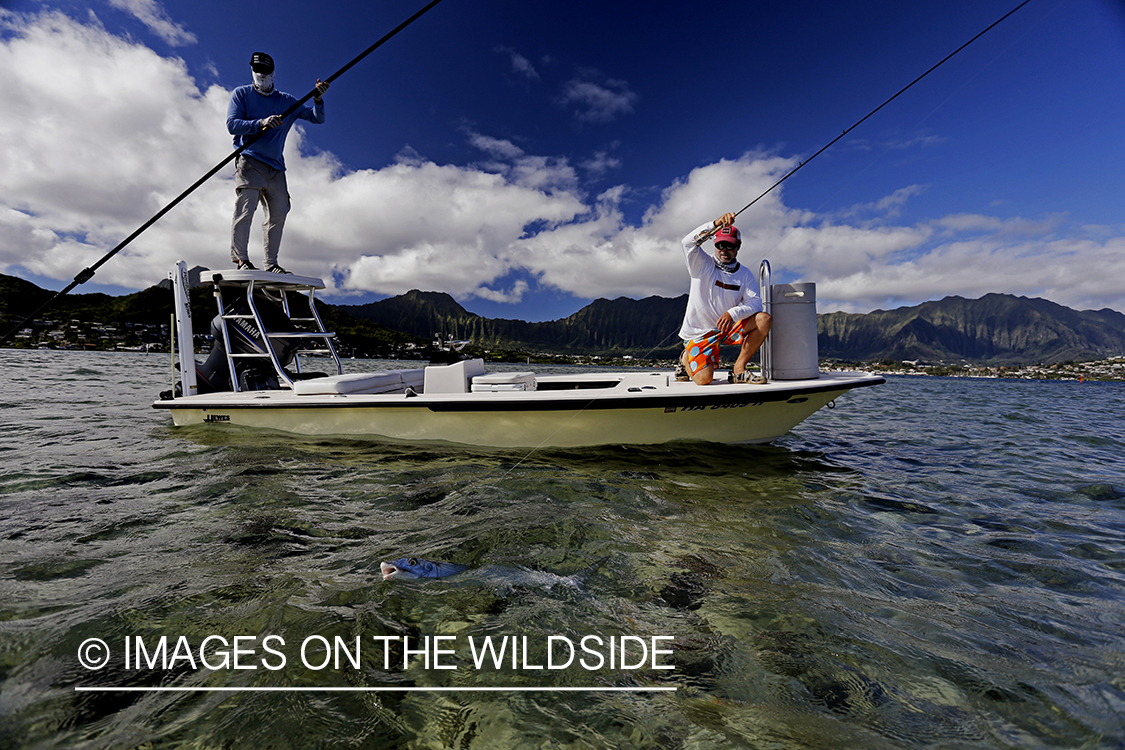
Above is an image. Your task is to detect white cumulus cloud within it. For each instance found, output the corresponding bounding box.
[108,0,196,46]
[560,75,638,123]
[495,45,539,80]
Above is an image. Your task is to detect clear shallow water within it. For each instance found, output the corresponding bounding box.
[1,350,1123,749]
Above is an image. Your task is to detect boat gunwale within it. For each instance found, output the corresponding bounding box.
[153,372,885,413]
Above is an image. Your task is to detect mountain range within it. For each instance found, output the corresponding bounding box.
[818,294,1125,365]
[340,291,689,356]
[338,289,1125,365]
[3,272,1123,365]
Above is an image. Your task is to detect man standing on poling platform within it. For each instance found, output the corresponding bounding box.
[227,52,329,274]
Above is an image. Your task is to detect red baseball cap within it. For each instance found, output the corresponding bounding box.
[714,225,741,247]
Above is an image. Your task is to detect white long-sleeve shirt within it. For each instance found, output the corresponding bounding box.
[678,222,763,341]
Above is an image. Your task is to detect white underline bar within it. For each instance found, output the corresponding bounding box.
[75,686,676,693]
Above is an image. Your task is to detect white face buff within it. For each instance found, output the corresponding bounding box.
[252,71,275,95]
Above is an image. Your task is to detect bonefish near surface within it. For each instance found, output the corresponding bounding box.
[379,556,606,598]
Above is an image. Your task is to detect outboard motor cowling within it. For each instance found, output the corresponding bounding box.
[192,289,301,393]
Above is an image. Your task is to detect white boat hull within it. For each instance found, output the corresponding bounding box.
[154,370,883,448]
[156,262,884,448]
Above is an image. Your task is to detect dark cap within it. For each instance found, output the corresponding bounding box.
[249,52,274,74]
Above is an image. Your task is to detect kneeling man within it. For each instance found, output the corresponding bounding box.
[676,212,772,385]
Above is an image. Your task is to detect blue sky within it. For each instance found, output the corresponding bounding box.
[2,0,1124,321]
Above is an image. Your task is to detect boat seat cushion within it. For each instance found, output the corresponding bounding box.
[293,369,424,395]
[471,372,536,392]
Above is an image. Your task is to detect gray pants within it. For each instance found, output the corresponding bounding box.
[230,155,290,267]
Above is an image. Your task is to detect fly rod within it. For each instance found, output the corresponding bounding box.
[699,0,1032,240]
[0,0,448,347]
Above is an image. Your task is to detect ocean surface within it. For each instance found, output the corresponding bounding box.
[1,349,1123,750]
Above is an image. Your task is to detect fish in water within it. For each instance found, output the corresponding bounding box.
[380,557,469,580]
[379,556,606,600]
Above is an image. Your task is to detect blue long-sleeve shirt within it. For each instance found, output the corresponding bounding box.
[226,85,325,171]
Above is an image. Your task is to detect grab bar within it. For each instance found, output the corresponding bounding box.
[759,260,772,381]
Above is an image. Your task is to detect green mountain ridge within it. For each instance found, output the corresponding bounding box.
[817,293,1125,365]
[4,273,1124,365]
[339,289,1125,365]
[342,290,688,356]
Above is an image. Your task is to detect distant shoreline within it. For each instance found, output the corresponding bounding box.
[4,346,1123,382]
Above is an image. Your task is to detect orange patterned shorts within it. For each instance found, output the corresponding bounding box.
[683,329,743,376]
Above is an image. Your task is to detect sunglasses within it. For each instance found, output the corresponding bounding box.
[715,242,739,251]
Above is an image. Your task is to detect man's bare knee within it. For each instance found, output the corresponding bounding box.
[748,311,771,329]
[693,367,714,385]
